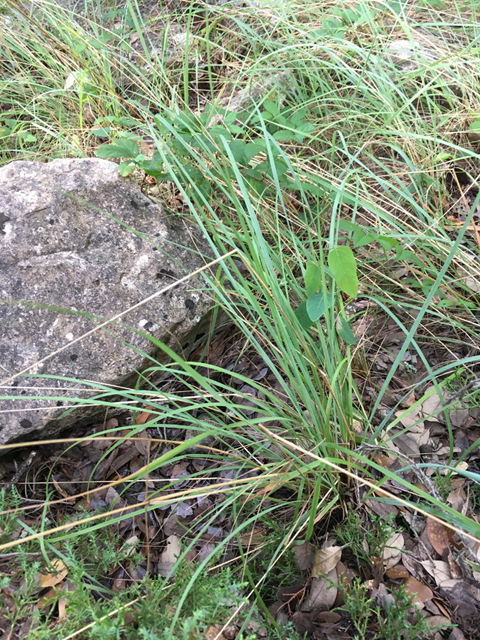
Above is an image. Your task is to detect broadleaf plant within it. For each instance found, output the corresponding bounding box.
[328,246,359,298]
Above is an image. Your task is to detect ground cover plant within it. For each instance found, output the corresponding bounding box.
[1,0,480,637]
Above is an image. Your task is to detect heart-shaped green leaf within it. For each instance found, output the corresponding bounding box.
[328,246,358,298]
[306,291,334,322]
[95,139,139,159]
[305,261,323,297]
[294,300,314,330]
[338,316,356,344]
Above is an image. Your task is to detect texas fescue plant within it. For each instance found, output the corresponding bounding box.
[1,0,480,636]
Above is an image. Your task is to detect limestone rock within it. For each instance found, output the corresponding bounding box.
[0,158,213,446]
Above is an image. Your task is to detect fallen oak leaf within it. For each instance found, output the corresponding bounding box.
[383,532,404,570]
[312,546,342,577]
[403,576,433,604]
[301,569,338,611]
[39,559,68,588]
[386,565,409,579]
[158,535,182,578]
[424,615,452,633]
[420,560,451,587]
[37,587,60,609]
[294,540,316,571]
[134,406,156,425]
[446,550,462,579]
[425,517,449,557]
[315,610,342,624]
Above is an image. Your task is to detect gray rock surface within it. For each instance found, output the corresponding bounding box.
[0,158,213,446]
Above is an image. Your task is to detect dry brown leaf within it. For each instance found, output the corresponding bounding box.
[222,627,238,640]
[135,407,155,425]
[373,454,395,468]
[301,569,338,611]
[134,430,150,457]
[335,561,354,606]
[362,539,370,556]
[277,583,305,602]
[205,626,224,640]
[403,576,433,604]
[58,595,67,621]
[401,552,420,578]
[312,546,342,577]
[124,611,137,627]
[158,561,176,578]
[425,518,449,557]
[402,391,416,408]
[420,560,451,587]
[37,587,59,609]
[447,486,467,512]
[386,565,409,579]
[292,611,314,636]
[158,535,183,579]
[372,582,395,612]
[450,409,469,428]
[383,533,404,570]
[39,560,68,588]
[170,462,189,478]
[391,432,420,457]
[373,488,392,499]
[458,266,480,294]
[446,550,462,578]
[397,406,420,429]
[371,556,384,588]
[315,611,342,624]
[52,476,70,500]
[352,419,363,433]
[239,526,264,548]
[105,487,121,507]
[74,497,92,511]
[161,535,182,564]
[294,541,316,571]
[424,615,452,632]
[440,578,463,591]
[122,535,139,557]
[197,542,216,565]
[419,388,443,421]
[413,482,428,492]
[365,498,398,519]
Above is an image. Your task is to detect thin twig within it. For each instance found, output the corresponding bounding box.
[446,377,480,403]
[3,451,37,492]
